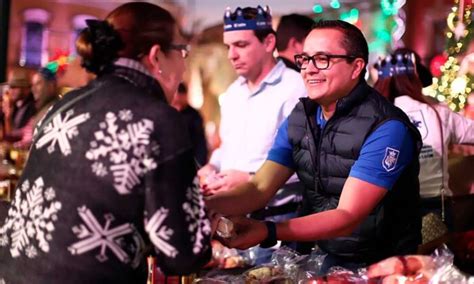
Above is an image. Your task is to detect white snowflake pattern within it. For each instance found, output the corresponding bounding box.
[0,177,62,258]
[35,109,91,156]
[118,109,133,121]
[44,187,55,201]
[68,206,140,263]
[91,162,108,177]
[145,208,177,258]
[182,177,211,254]
[0,235,7,246]
[25,245,38,258]
[85,111,157,194]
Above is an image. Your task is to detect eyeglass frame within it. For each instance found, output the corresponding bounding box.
[169,44,191,59]
[294,53,357,70]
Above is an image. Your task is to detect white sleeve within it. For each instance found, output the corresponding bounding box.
[208,91,229,170]
[441,105,474,145]
[282,79,306,117]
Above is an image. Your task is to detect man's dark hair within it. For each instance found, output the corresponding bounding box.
[313,20,368,79]
[276,14,314,51]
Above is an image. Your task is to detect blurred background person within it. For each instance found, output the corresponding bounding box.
[11,67,60,148]
[171,82,208,166]
[276,13,314,72]
[1,68,36,142]
[374,48,474,236]
[0,2,211,283]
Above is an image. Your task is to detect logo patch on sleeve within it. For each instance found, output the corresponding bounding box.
[382,147,400,172]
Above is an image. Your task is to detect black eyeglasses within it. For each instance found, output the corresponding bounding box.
[294,53,356,70]
[169,44,190,59]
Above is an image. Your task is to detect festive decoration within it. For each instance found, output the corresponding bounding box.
[430,54,448,77]
[428,0,473,112]
[45,50,74,77]
[368,0,406,54]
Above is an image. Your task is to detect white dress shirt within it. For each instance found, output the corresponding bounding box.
[210,60,306,184]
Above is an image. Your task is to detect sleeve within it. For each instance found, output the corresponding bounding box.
[441,105,474,145]
[144,109,211,275]
[282,76,306,117]
[267,118,296,169]
[349,120,415,190]
[208,92,230,170]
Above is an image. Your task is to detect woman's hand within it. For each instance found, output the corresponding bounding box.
[204,170,252,195]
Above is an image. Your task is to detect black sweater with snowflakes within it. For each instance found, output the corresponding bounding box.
[0,61,212,283]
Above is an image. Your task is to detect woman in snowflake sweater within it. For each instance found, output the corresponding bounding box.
[0,2,211,283]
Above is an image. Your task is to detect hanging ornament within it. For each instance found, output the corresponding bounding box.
[430,54,447,77]
[453,22,466,40]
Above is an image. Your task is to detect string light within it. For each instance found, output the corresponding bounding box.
[430,1,473,112]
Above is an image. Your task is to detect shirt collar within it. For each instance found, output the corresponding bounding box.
[315,106,326,128]
[237,59,286,94]
[114,57,155,79]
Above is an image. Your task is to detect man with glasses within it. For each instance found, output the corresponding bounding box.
[206,20,422,272]
[198,5,306,264]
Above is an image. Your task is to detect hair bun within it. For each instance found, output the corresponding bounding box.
[80,19,124,74]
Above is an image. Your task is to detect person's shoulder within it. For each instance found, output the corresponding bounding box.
[280,66,304,84]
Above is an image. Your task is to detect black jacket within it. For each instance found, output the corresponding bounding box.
[0,65,211,283]
[288,82,422,263]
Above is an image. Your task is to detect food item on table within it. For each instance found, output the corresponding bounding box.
[367,255,434,283]
[216,216,234,239]
[245,266,285,283]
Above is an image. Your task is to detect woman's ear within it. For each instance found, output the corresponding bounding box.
[147,44,162,68]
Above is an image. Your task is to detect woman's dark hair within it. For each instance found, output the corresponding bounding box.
[373,73,432,105]
[76,2,177,74]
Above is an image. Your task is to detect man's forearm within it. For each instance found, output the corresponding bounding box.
[276,208,359,242]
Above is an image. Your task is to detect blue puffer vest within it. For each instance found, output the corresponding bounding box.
[288,82,422,263]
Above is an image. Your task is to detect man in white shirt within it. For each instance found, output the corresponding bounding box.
[198,5,306,262]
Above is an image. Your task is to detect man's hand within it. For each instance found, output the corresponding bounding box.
[204,170,252,195]
[219,216,268,250]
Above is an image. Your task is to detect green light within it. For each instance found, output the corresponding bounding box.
[330,0,340,9]
[313,4,323,13]
[350,8,359,18]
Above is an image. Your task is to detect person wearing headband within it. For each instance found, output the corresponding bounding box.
[197,5,306,264]
[206,20,422,273]
[374,48,474,241]
[0,2,211,283]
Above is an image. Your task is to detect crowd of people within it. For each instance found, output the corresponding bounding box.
[0,1,472,283]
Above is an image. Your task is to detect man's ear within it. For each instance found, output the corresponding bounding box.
[351,58,366,80]
[263,33,276,53]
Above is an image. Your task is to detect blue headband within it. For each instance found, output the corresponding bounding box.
[223,5,272,32]
[375,52,416,79]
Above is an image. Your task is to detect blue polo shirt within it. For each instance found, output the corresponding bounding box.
[267,106,414,190]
